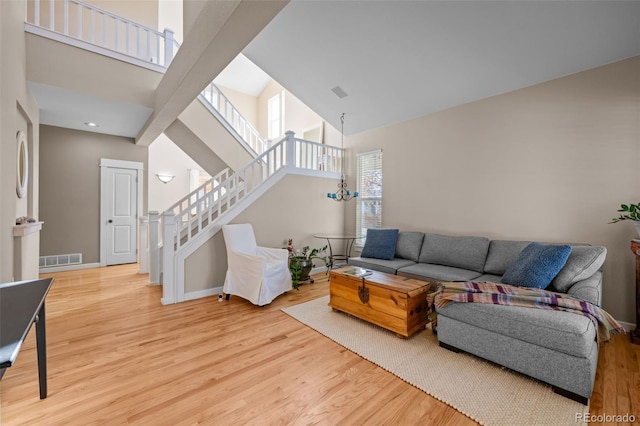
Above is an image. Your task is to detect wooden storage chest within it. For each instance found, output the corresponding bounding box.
[329,267,434,338]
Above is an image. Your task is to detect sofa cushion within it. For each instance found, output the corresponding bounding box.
[419,233,490,273]
[361,228,399,260]
[501,242,572,289]
[566,272,602,306]
[397,263,482,282]
[483,240,532,275]
[435,302,596,358]
[395,232,424,262]
[348,257,415,275]
[474,273,503,283]
[549,246,607,293]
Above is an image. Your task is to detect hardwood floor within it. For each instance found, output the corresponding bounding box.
[1,264,638,425]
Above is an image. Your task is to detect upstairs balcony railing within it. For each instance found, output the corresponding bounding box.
[25,0,177,67]
[25,1,270,159]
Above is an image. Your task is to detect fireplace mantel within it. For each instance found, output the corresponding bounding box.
[13,221,43,237]
[13,221,43,280]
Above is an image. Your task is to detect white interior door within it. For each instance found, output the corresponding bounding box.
[105,167,138,265]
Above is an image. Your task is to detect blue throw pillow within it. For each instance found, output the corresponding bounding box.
[501,242,572,289]
[361,229,399,260]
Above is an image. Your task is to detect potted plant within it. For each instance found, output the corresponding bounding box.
[287,239,330,290]
[610,203,640,237]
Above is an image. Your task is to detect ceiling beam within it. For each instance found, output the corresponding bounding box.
[135,0,289,146]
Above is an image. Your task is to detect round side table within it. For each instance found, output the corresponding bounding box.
[313,234,364,269]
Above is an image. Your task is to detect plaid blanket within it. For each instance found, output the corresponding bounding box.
[433,281,626,343]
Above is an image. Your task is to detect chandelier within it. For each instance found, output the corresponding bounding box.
[327,113,359,201]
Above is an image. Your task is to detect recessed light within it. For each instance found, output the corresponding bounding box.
[84,122,99,127]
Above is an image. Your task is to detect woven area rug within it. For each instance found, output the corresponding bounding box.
[282,296,588,426]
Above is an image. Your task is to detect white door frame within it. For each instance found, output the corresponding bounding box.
[99,158,144,267]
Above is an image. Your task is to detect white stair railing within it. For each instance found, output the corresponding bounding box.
[25,0,177,67]
[153,132,343,300]
[199,82,268,157]
[166,168,232,249]
[167,168,231,222]
[145,168,230,284]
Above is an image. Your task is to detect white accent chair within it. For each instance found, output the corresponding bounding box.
[222,223,292,306]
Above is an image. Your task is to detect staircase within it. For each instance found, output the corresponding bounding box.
[150,132,343,304]
[26,1,344,304]
[200,82,268,157]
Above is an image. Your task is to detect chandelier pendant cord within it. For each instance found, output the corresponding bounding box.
[327,113,358,202]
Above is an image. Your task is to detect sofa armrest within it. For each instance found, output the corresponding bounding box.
[566,271,602,306]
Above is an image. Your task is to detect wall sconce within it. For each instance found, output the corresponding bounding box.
[156,173,175,184]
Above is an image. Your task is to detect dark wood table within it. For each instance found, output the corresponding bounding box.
[0,278,54,398]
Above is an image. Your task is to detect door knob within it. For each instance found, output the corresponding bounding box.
[108,219,113,223]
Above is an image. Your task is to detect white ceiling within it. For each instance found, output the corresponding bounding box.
[27,1,640,140]
[214,53,272,96]
[244,0,640,135]
[28,82,153,138]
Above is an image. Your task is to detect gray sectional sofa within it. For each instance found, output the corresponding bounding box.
[348,231,606,404]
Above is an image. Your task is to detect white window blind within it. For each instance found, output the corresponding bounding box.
[356,150,382,245]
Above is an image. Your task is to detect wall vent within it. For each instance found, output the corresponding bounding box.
[331,85,348,99]
[40,253,82,268]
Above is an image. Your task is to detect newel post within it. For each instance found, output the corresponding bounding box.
[148,211,160,284]
[285,131,295,168]
[161,211,176,304]
[163,28,175,65]
[138,215,149,274]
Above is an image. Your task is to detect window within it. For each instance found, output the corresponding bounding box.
[267,92,284,140]
[356,150,382,245]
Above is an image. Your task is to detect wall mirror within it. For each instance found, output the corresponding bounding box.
[16,130,28,199]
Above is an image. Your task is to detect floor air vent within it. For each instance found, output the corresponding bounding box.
[40,253,82,268]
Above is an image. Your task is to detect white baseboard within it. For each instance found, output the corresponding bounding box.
[311,266,329,275]
[184,286,223,301]
[618,320,636,332]
[39,262,101,273]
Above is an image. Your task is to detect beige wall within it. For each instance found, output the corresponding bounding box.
[256,79,342,146]
[182,0,205,40]
[158,0,183,43]
[26,0,163,61]
[184,174,345,293]
[27,33,163,108]
[28,0,161,30]
[149,133,209,212]
[1,0,41,282]
[346,56,640,323]
[257,79,281,139]
[39,125,148,264]
[176,99,253,173]
[217,85,259,132]
[86,1,159,30]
